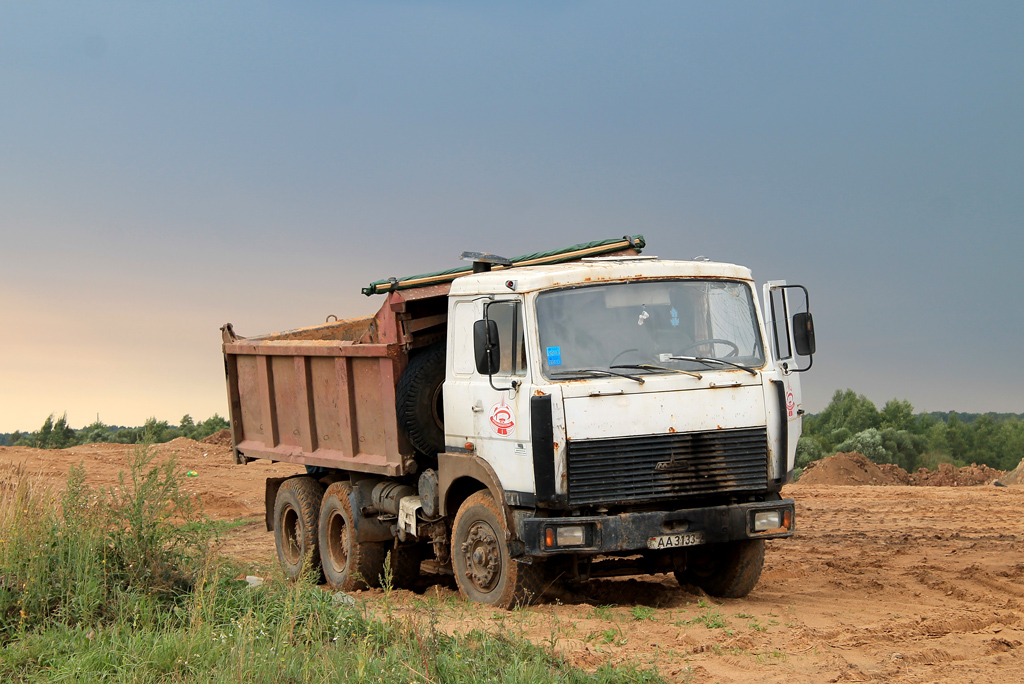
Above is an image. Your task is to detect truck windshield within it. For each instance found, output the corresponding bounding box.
[535,280,764,378]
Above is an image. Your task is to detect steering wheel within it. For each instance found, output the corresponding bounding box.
[678,339,740,358]
[609,348,641,364]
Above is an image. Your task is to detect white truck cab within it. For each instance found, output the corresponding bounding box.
[438,255,814,603]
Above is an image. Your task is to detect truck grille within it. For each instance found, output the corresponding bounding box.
[565,427,768,506]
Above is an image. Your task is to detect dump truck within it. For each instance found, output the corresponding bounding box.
[220,236,816,607]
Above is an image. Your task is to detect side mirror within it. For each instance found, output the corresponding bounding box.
[792,312,816,356]
[473,319,501,375]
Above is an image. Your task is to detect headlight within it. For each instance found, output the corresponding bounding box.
[753,511,782,531]
[556,526,585,546]
[544,525,586,547]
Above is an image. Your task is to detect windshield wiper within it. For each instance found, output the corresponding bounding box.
[669,356,758,375]
[551,369,645,384]
[611,364,702,380]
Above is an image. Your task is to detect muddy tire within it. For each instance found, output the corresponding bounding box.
[676,539,765,598]
[318,482,388,591]
[396,342,446,458]
[387,543,422,590]
[273,476,325,581]
[452,490,543,608]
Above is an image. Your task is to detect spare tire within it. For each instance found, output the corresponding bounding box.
[396,342,446,457]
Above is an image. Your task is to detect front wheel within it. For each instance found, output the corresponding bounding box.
[452,491,544,608]
[676,539,765,598]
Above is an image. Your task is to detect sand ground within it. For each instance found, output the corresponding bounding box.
[1,440,1021,683]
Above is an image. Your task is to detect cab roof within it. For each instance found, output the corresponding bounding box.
[449,257,754,296]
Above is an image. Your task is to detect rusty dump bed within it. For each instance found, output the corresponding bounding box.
[220,282,452,476]
[221,237,643,476]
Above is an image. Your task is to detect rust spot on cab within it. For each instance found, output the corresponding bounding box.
[534,389,546,396]
[668,427,676,433]
[553,442,559,450]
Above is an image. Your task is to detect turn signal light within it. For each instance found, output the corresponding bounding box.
[545,528,555,548]
[783,509,792,529]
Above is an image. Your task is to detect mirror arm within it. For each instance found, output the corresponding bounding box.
[792,354,813,373]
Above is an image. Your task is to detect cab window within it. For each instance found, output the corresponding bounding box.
[486,300,527,375]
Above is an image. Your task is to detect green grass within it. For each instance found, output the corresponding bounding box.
[0,446,664,684]
[674,602,729,631]
[630,606,656,622]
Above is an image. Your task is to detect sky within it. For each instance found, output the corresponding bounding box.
[2,1,1022,432]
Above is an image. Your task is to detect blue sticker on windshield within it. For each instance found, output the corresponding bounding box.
[546,346,562,366]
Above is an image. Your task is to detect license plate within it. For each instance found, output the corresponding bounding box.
[647,531,705,550]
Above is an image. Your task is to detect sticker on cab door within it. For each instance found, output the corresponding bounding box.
[489,401,516,436]
[786,383,796,417]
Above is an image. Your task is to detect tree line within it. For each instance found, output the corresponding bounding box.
[0,413,230,449]
[798,389,1024,472]
[4,391,1021,472]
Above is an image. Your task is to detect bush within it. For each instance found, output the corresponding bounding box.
[795,437,824,468]
[834,427,926,471]
[916,451,966,470]
[835,428,887,463]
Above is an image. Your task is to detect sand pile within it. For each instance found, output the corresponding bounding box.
[799,452,905,485]
[912,462,1003,486]
[995,458,1024,486]
[200,429,233,446]
[799,452,1005,487]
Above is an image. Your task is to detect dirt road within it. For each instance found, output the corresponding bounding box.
[1,439,1021,683]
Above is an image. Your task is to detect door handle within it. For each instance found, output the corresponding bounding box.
[471,401,484,413]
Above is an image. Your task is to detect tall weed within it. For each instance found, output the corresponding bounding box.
[0,445,211,634]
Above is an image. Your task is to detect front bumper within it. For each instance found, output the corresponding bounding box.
[520,499,795,556]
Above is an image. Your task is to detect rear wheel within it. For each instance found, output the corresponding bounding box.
[274,477,325,581]
[452,491,544,608]
[318,482,388,591]
[676,539,765,598]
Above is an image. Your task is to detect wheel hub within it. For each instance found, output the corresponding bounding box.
[460,520,500,591]
[326,510,349,572]
[282,505,301,564]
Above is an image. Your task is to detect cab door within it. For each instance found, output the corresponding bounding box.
[444,297,536,495]
[762,281,812,484]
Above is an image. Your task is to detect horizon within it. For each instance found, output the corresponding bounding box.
[5,391,1022,435]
